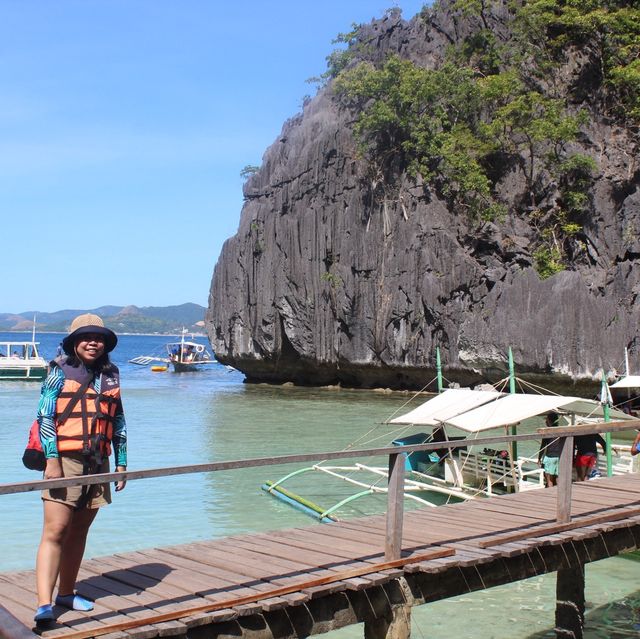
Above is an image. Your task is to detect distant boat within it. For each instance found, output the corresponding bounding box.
[0,321,48,381]
[129,329,216,373]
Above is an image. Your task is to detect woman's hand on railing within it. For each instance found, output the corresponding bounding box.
[114,466,127,492]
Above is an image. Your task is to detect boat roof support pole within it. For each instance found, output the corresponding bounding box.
[601,374,613,477]
[508,347,518,464]
[625,347,630,377]
[436,347,443,393]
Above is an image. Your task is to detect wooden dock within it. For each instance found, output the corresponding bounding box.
[1,473,639,639]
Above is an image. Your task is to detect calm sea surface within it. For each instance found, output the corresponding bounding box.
[0,331,638,638]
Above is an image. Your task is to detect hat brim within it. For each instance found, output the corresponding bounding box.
[62,325,118,355]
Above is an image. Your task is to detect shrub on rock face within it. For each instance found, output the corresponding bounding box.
[332,0,635,277]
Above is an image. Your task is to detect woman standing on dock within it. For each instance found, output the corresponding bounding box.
[33,314,127,625]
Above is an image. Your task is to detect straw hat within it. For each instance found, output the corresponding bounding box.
[62,313,118,355]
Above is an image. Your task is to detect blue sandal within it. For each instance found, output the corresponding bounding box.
[34,604,54,623]
[55,593,94,611]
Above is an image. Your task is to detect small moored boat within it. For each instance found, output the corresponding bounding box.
[0,324,48,381]
[129,329,215,373]
[165,332,214,372]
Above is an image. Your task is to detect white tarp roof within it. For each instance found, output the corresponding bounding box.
[610,375,640,389]
[388,388,503,425]
[390,389,634,433]
[445,393,633,433]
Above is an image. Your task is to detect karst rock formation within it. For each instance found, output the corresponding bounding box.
[207,2,640,393]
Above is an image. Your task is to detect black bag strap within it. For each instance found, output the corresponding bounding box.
[76,457,97,510]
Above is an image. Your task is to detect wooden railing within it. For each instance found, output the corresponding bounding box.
[0,419,637,619]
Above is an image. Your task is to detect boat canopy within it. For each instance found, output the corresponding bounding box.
[610,375,640,389]
[388,388,504,425]
[391,390,634,433]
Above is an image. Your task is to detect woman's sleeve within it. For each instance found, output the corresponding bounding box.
[112,398,127,468]
[36,366,65,458]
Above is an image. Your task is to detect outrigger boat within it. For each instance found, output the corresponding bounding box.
[263,353,639,522]
[129,329,215,372]
[0,323,48,381]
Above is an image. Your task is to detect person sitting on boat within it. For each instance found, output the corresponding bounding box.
[538,412,562,488]
[573,433,607,481]
[33,314,127,625]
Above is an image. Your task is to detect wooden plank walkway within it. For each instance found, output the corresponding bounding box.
[2,474,640,639]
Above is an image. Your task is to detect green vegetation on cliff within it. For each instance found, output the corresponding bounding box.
[330,0,638,277]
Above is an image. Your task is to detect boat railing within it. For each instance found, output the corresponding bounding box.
[515,456,546,490]
[595,443,637,476]
[0,419,638,563]
[457,450,521,491]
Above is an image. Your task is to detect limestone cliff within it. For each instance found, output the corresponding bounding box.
[206,2,640,392]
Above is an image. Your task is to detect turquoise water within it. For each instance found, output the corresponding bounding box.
[0,332,638,637]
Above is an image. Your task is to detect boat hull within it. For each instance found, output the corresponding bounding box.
[0,365,47,381]
[171,361,209,373]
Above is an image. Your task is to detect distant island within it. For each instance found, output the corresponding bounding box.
[0,303,207,335]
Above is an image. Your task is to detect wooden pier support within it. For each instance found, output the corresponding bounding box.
[364,577,413,639]
[555,564,585,639]
[364,605,411,639]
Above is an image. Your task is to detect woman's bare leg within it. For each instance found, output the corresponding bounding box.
[36,501,74,606]
[58,507,99,596]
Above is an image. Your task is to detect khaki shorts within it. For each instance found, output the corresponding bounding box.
[42,453,111,509]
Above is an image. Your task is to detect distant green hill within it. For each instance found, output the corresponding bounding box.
[0,303,207,334]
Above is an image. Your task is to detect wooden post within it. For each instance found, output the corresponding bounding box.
[555,564,585,638]
[557,435,574,524]
[385,452,405,561]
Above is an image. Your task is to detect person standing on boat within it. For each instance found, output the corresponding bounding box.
[33,314,127,625]
[573,433,607,481]
[538,412,562,487]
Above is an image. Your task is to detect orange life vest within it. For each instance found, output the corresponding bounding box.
[54,359,120,457]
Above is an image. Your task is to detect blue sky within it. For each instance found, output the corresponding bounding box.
[3,1,426,313]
